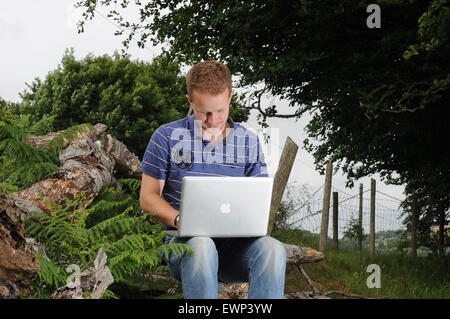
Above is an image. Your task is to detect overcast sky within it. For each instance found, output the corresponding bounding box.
[1,1,406,216]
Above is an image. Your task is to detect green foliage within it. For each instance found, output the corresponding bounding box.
[343,217,367,249]
[18,49,250,159]
[25,181,192,298]
[274,182,316,232]
[274,228,449,298]
[0,109,94,192]
[101,289,120,299]
[393,229,412,254]
[404,0,450,58]
[400,192,450,257]
[272,228,320,249]
[32,254,67,298]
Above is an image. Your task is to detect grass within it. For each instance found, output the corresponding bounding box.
[272,228,450,299]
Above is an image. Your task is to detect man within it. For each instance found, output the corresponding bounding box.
[139,61,287,299]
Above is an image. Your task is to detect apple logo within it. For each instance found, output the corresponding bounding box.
[220,203,231,214]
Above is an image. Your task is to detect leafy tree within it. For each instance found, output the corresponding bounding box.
[401,194,449,257]
[343,217,367,249]
[394,229,411,254]
[0,97,20,120]
[18,49,250,159]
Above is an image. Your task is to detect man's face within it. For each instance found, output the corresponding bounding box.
[186,88,232,140]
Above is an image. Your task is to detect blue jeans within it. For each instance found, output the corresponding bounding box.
[166,236,288,299]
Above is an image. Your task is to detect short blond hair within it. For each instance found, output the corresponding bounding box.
[186,61,232,97]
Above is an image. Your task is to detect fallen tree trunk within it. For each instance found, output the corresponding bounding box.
[13,124,141,215]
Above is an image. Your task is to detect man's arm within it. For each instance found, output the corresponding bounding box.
[140,173,180,228]
[139,126,179,228]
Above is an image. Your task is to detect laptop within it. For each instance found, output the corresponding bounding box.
[175,176,274,237]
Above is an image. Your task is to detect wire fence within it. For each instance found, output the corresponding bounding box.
[284,182,406,252]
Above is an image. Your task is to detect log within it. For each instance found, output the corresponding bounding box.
[0,187,40,298]
[284,244,323,265]
[13,123,141,215]
[13,124,113,214]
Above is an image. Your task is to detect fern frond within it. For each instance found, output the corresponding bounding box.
[107,249,161,282]
[0,181,19,194]
[35,253,66,288]
[116,178,141,198]
[84,196,134,219]
[6,161,58,188]
[12,114,32,131]
[0,138,56,164]
[86,206,138,239]
[94,186,130,203]
[158,243,194,261]
[102,289,120,299]
[26,114,56,136]
[107,234,148,254]
[0,123,25,141]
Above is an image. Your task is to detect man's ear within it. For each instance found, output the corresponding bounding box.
[185,94,192,103]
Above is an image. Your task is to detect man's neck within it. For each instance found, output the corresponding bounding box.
[201,121,231,145]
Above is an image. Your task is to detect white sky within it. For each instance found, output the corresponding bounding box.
[1,1,406,217]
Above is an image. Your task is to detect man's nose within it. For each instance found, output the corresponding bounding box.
[205,113,220,127]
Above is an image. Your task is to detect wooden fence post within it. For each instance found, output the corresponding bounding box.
[369,178,376,258]
[319,162,333,252]
[266,137,299,235]
[332,191,339,250]
[358,183,363,252]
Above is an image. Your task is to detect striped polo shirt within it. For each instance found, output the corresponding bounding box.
[140,114,269,231]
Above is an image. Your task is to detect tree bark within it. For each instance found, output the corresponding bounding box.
[0,187,40,298]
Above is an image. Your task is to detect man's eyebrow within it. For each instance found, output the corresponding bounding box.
[198,106,227,112]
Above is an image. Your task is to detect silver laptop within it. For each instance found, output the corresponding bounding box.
[176,176,273,237]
